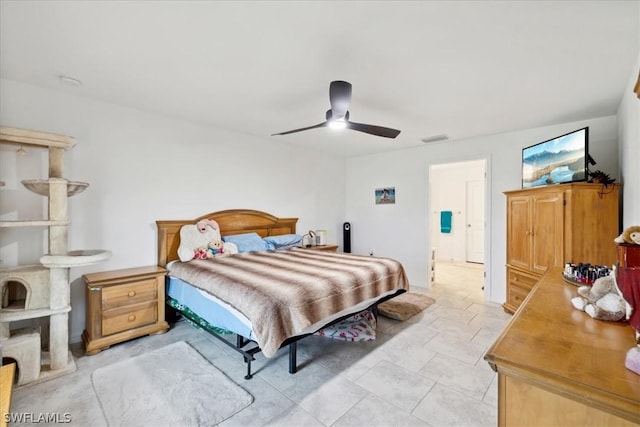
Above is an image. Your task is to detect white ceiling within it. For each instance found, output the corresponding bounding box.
[1,1,638,157]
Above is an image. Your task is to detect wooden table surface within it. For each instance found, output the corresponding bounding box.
[0,363,15,427]
[485,267,640,424]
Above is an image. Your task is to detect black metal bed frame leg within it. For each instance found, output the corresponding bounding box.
[244,355,253,380]
[288,342,297,374]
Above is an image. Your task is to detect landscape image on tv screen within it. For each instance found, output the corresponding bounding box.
[522,127,588,188]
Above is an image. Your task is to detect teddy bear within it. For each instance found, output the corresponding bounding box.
[191,239,229,259]
[207,239,239,258]
[207,239,225,257]
[614,225,640,245]
[571,274,628,322]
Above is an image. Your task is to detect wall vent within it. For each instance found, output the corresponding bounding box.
[421,134,449,144]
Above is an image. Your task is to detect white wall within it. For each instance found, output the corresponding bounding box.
[617,45,640,227]
[345,115,620,304]
[0,79,347,342]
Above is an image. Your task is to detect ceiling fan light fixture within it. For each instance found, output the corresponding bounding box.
[329,119,347,130]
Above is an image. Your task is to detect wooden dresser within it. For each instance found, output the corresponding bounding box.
[504,183,619,313]
[82,266,169,355]
[485,267,640,426]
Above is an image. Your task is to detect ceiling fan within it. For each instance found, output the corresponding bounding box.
[271,80,401,139]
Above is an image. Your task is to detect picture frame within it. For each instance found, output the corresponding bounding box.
[375,187,395,204]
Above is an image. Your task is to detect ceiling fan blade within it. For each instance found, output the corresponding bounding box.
[329,80,352,118]
[271,122,327,136]
[346,121,401,139]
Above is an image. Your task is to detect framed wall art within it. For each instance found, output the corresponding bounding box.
[375,187,395,204]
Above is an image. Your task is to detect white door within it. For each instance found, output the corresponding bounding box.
[466,179,484,264]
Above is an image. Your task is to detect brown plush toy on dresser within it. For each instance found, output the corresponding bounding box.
[615,225,640,246]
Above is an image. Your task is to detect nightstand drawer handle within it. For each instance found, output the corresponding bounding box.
[128,315,136,322]
[128,291,136,297]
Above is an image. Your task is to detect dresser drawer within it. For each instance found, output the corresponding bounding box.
[507,268,539,292]
[101,279,158,310]
[102,302,157,336]
[504,267,541,313]
[506,285,531,311]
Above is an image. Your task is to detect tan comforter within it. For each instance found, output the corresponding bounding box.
[168,248,410,357]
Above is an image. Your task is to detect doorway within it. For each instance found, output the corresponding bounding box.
[429,159,487,290]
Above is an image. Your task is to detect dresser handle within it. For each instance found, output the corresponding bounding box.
[128,315,136,321]
[128,291,136,297]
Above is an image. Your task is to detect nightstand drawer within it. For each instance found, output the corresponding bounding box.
[101,279,158,310]
[102,302,157,336]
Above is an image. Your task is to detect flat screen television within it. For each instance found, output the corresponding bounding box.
[522,127,589,188]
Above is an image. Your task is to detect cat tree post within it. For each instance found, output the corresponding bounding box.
[48,177,69,370]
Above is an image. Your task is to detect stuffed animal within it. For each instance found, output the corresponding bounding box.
[222,241,238,255]
[193,247,210,260]
[614,225,640,245]
[177,219,241,261]
[571,275,629,322]
[207,240,239,258]
[197,219,219,233]
[177,220,222,262]
[207,239,225,256]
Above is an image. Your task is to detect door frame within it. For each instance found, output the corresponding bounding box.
[427,155,491,298]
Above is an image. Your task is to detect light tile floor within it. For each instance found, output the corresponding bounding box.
[9,260,512,426]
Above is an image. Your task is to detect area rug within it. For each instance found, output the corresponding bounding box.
[91,341,253,426]
[378,292,436,321]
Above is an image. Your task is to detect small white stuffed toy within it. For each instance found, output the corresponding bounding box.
[571,274,629,322]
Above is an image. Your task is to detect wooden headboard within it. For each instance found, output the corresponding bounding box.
[156,209,298,266]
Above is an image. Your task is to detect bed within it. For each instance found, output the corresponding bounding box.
[156,209,409,378]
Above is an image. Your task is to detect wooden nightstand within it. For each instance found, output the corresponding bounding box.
[301,245,339,252]
[82,266,169,355]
